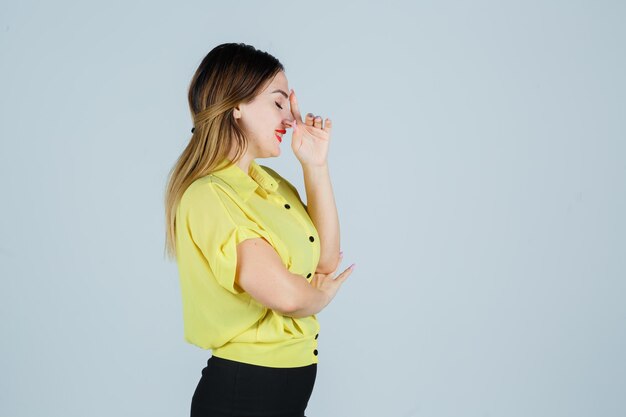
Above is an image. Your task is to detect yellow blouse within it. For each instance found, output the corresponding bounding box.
[175,158,321,368]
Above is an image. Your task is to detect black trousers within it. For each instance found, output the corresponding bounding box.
[190,355,317,417]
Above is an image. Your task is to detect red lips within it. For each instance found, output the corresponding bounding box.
[275,129,286,143]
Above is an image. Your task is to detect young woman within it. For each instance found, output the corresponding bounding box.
[164,43,356,416]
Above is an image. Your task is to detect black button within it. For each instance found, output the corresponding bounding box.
[309,236,315,242]
[315,334,318,340]
[306,273,311,278]
[313,349,318,356]
[284,203,291,209]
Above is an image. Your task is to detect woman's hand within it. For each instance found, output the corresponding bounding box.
[309,252,355,305]
[287,89,333,167]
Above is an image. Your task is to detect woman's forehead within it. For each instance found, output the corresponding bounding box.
[267,71,289,90]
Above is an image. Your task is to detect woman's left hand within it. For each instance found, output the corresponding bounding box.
[287,89,332,167]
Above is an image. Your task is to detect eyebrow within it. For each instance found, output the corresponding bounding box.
[270,89,289,99]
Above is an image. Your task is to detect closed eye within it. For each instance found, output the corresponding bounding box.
[275,102,283,110]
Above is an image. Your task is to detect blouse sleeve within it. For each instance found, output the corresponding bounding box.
[185,183,273,295]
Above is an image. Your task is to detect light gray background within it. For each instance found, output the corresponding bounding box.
[1,1,624,416]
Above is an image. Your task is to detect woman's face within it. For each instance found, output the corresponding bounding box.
[234,70,294,159]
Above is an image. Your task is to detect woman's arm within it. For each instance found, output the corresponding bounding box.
[236,236,353,319]
[286,89,340,274]
[236,237,328,316]
[302,163,340,274]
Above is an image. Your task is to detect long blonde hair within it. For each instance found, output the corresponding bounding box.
[163,43,284,260]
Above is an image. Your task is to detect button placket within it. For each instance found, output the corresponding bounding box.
[314,331,319,355]
[276,194,311,232]
[277,196,318,246]
[304,235,316,280]
[270,193,319,284]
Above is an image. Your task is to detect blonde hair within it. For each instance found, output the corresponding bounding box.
[163,43,284,260]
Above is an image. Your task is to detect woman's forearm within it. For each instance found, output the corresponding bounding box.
[282,271,330,318]
[301,163,341,274]
[287,287,329,319]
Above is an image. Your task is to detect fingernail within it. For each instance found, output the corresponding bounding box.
[350,263,356,269]
[339,251,344,256]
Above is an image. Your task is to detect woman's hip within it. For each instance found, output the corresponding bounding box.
[191,355,317,417]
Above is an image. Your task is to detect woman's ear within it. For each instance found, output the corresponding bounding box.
[233,105,242,119]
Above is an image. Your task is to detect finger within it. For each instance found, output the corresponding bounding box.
[335,264,356,284]
[314,115,323,129]
[305,113,315,127]
[289,89,303,124]
[323,118,332,134]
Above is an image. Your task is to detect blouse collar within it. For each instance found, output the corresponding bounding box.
[211,159,280,201]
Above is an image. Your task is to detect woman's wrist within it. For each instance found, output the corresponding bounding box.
[286,276,329,318]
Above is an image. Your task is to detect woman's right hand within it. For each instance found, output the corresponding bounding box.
[309,253,355,305]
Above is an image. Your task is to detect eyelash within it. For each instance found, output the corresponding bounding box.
[275,102,283,110]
